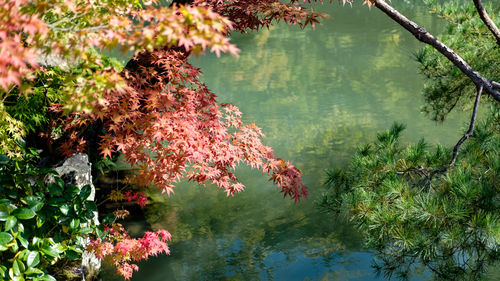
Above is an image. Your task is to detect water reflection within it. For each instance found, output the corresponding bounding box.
[101,2,470,281]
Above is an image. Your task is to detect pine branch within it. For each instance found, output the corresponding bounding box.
[449,84,483,167]
[472,0,500,47]
[373,0,500,103]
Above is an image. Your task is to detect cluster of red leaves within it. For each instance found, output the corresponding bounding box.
[96,48,307,201]
[88,223,171,280]
[0,0,47,90]
[123,191,148,207]
[199,0,328,31]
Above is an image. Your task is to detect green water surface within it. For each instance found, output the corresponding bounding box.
[100,1,488,280]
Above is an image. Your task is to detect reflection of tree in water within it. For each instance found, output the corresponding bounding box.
[134,183,365,280]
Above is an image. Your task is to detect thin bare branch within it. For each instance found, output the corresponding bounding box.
[472,0,500,46]
[373,0,500,103]
[449,85,483,167]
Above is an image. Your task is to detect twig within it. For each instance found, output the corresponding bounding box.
[472,0,500,46]
[449,85,483,167]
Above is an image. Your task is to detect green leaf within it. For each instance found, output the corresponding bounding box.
[102,213,115,224]
[69,218,79,230]
[40,274,57,281]
[36,215,45,228]
[54,177,64,188]
[0,265,6,276]
[64,185,80,198]
[47,183,62,197]
[24,267,43,276]
[79,227,93,234]
[0,232,13,245]
[40,245,60,258]
[5,216,17,231]
[26,251,40,268]
[17,235,28,249]
[0,211,9,221]
[28,201,43,213]
[65,249,79,260]
[0,199,11,205]
[0,154,8,165]
[12,208,36,220]
[79,185,92,200]
[12,259,25,275]
[84,201,97,212]
[59,204,70,215]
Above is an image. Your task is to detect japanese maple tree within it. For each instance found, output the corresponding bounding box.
[0,0,322,278]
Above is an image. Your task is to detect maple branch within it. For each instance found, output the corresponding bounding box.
[373,0,500,103]
[472,0,500,46]
[449,84,482,167]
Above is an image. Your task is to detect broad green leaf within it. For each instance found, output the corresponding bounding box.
[54,177,65,188]
[65,249,79,260]
[0,199,11,205]
[79,185,92,200]
[40,245,59,258]
[64,185,80,198]
[12,208,35,220]
[28,201,43,213]
[12,259,25,275]
[24,267,43,275]
[0,211,8,221]
[32,237,40,247]
[17,235,28,249]
[0,232,13,245]
[5,216,17,231]
[79,227,93,234]
[47,184,62,197]
[102,213,115,224]
[70,218,79,230]
[40,274,57,281]
[85,201,97,212]
[59,205,70,215]
[26,251,40,268]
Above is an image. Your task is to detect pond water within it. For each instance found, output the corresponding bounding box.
[100,1,487,280]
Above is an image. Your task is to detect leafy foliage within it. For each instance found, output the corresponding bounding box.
[0,154,99,281]
[321,111,500,280]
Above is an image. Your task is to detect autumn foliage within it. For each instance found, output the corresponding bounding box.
[0,0,322,278]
